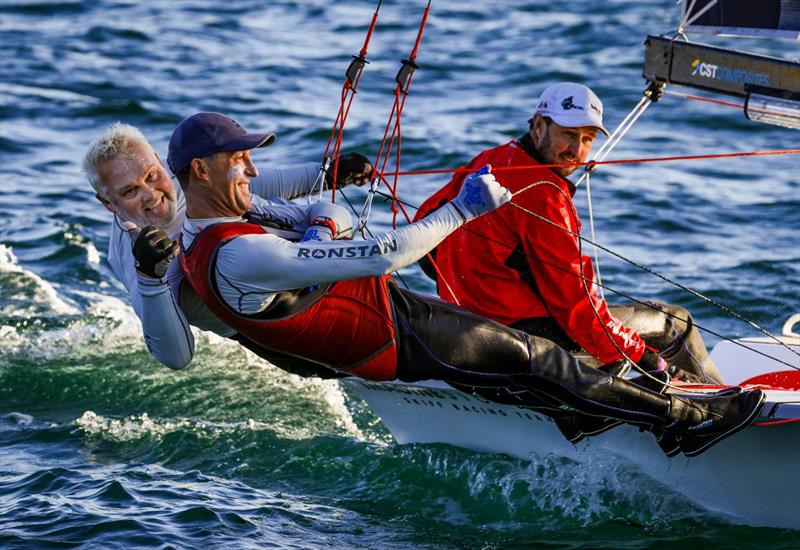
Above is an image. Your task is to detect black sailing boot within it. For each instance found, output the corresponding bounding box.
[649,384,746,458]
[667,389,766,457]
[564,370,673,441]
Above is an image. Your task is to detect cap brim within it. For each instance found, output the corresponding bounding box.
[221,132,276,152]
[546,113,610,137]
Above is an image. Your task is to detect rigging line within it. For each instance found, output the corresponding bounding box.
[314,0,382,204]
[523,180,652,384]
[370,188,799,370]
[566,178,722,391]
[584,173,604,301]
[579,96,650,178]
[359,0,431,234]
[387,148,800,177]
[336,186,412,290]
[579,81,666,310]
[677,0,698,33]
[499,212,798,372]
[319,1,414,240]
[331,1,382,186]
[373,170,461,303]
[683,0,718,30]
[574,86,663,302]
[754,418,800,427]
[575,87,660,188]
[512,197,798,374]
[508,195,800,361]
[564,259,800,372]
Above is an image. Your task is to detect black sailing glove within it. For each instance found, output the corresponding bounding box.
[132,225,180,279]
[325,152,372,188]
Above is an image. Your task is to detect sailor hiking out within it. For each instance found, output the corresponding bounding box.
[170,111,765,458]
[83,121,372,374]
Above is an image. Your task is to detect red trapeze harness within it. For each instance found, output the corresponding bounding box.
[180,223,398,380]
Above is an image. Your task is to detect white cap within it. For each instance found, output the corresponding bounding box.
[534,82,609,136]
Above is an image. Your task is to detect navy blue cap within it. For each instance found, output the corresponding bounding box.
[167,112,276,174]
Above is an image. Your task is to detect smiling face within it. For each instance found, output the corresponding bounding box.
[194,149,259,217]
[95,141,178,228]
[531,115,598,177]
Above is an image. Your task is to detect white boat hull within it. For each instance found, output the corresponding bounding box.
[341,337,800,529]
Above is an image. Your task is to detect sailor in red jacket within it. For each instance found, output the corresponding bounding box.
[159,111,763,457]
[415,82,723,385]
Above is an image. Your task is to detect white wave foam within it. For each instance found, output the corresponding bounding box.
[1,82,99,104]
[0,244,80,316]
[319,380,369,441]
[415,445,698,528]
[64,228,101,265]
[75,410,273,442]
[1,281,145,361]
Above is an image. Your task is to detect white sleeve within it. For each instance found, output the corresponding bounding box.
[134,271,195,370]
[249,162,322,200]
[108,218,195,369]
[247,194,309,236]
[215,204,464,314]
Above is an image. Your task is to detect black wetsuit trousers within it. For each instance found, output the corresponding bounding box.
[389,284,676,427]
[511,302,722,384]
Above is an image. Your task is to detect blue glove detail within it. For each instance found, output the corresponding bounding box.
[449,164,511,222]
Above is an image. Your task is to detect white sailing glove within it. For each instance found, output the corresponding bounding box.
[449,164,511,222]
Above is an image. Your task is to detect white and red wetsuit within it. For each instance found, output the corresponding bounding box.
[177,204,688,429]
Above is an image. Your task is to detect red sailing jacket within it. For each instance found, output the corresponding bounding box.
[180,222,398,380]
[415,139,644,365]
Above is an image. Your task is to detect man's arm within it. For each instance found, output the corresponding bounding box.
[108,219,195,369]
[217,203,465,314]
[249,154,371,202]
[515,185,644,365]
[134,270,195,369]
[216,167,510,315]
[249,162,321,201]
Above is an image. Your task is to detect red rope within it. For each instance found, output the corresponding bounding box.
[753,417,800,427]
[387,148,800,177]
[668,91,745,110]
[322,1,381,203]
[667,90,800,121]
[358,1,464,303]
[358,0,381,58]
[408,0,431,61]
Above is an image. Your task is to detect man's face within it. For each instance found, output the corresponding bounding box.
[202,149,259,216]
[532,117,598,177]
[96,141,178,228]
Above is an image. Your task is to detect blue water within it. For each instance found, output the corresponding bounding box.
[1,0,799,547]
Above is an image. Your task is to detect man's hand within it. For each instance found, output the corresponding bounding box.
[637,349,673,374]
[132,225,180,279]
[602,349,675,378]
[326,152,373,188]
[449,165,511,222]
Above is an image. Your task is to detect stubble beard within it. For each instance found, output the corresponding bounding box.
[538,134,579,178]
[126,195,178,229]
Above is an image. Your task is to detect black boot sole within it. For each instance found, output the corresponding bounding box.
[679,389,766,457]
